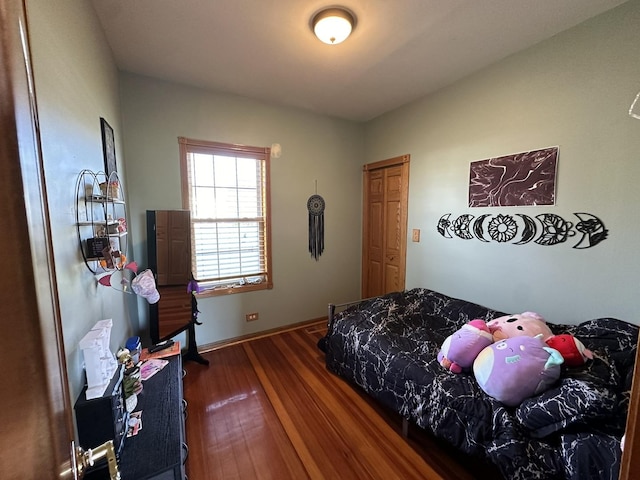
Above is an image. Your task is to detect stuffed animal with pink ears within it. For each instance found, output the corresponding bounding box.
[545,334,593,367]
[438,319,494,373]
[487,312,554,342]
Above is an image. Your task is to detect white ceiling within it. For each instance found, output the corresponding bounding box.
[91,0,627,122]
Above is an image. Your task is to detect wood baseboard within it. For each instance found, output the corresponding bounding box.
[197,317,327,353]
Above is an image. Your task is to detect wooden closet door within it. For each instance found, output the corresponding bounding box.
[362,155,410,298]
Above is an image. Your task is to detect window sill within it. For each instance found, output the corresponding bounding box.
[195,281,272,298]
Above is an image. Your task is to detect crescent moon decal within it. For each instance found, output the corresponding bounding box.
[437,213,453,238]
[472,214,491,242]
[573,212,608,249]
[534,213,575,246]
[514,214,538,245]
[452,214,475,240]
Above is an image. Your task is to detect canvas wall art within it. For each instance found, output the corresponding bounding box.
[468,146,558,207]
[101,117,117,178]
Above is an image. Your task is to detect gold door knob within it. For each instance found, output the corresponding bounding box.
[75,440,120,480]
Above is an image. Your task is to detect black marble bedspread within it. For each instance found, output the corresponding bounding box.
[323,288,637,480]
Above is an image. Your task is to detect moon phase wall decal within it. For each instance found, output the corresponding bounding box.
[487,214,518,242]
[437,212,607,249]
[437,214,453,238]
[452,214,474,239]
[514,214,537,245]
[573,213,609,249]
[534,213,574,246]
[472,214,491,242]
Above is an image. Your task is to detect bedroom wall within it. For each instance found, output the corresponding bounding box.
[364,0,640,324]
[119,74,363,346]
[25,0,135,404]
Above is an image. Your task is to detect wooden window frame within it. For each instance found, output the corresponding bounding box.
[179,137,273,296]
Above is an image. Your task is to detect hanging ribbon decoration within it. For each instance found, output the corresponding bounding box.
[307,187,325,261]
[187,274,203,325]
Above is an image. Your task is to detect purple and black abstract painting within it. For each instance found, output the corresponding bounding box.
[468,146,558,207]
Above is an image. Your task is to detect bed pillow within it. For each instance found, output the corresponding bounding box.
[515,377,617,438]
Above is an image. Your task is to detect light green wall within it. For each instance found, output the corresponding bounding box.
[26,0,136,404]
[120,74,364,346]
[364,0,640,324]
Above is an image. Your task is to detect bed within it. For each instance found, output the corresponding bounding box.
[320,288,637,479]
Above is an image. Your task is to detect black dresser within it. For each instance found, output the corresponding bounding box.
[79,354,187,480]
[74,364,127,458]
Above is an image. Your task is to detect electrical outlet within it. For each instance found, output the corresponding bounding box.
[246,312,259,322]
[412,229,421,242]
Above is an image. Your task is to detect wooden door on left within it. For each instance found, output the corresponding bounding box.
[1,1,76,477]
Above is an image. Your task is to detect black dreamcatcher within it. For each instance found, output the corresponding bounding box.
[307,193,325,260]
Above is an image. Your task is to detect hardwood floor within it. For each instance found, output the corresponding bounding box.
[183,322,495,479]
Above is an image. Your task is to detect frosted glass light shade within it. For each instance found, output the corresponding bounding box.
[312,8,354,45]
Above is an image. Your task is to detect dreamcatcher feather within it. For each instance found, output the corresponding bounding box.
[307,194,325,260]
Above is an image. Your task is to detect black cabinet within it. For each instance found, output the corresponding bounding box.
[146,209,193,343]
[147,210,209,365]
[74,364,127,458]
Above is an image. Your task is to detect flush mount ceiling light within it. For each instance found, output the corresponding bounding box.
[311,7,355,45]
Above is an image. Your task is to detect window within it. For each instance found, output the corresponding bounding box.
[179,137,272,295]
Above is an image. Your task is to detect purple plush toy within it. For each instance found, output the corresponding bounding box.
[438,319,494,374]
[473,334,564,406]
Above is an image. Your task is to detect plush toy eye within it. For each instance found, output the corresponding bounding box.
[496,342,508,350]
[517,326,524,331]
[506,317,518,323]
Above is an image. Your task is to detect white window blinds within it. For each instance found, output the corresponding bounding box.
[180,138,272,293]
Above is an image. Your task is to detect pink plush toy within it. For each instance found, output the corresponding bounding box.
[545,334,593,367]
[487,312,553,342]
[438,319,494,373]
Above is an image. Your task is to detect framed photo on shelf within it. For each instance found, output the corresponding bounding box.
[100,117,117,178]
